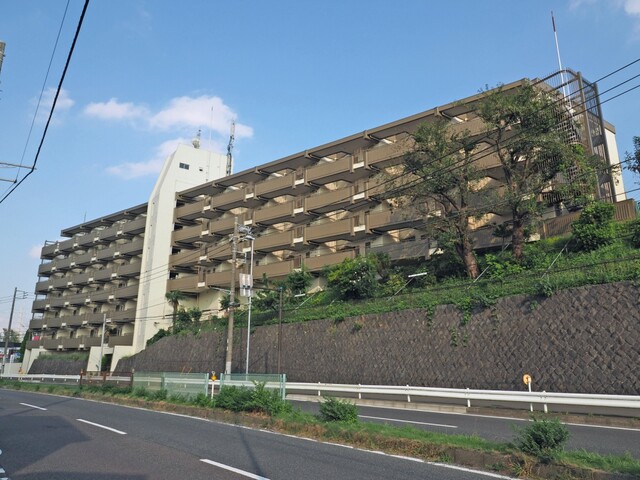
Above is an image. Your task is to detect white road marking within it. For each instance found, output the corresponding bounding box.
[200,459,269,479]
[426,461,516,479]
[19,403,47,411]
[360,414,457,429]
[76,419,126,435]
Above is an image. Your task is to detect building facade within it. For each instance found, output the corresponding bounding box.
[24,144,227,371]
[25,70,629,373]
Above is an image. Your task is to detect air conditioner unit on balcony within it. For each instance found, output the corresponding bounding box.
[84,298,91,304]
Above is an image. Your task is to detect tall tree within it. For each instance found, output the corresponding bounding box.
[165,290,186,326]
[624,136,640,179]
[400,118,485,279]
[476,82,602,260]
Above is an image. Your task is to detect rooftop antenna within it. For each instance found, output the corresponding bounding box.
[551,12,571,105]
[226,120,235,177]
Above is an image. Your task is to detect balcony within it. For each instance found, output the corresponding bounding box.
[75,233,95,248]
[43,338,62,350]
[108,334,134,347]
[73,251,95,266]
[254,260,295,280]
[96,245,116,262]
[54,257,74,272]
[57,237,76,253]
[41,242,59,259]
[305,218,361,243]
[174,198,208,221]
[255,170,313,199]
[306,156,370,185]
[253,201,311,226]
[114,262,140,278]
[364,141,409,169]
[90,289,111,303]
[113,284,139,300]
[90,268,116,283]
[209,186,265,211]
[120,216,146,236]
[86,312,107,325]
[167,273,204,293]
[26,339,43,349]
[253,230,296,253]
[203,216,236,237]
[72,272,93,286]
[32,299,48,312]
[169,248,202,268]
[59,336,102,349]
[95,224,120,242]
[367,239,432,261]
[46,318,63,328]
[115,240,143,257]
[106,309,136,323]
[38,261,55,276]
[172,224,204,244]
[35,280,50,294]
[205,270,232,288]
[367,210,422,232]
[303,250,356,272]
[306,188,355,214]
[29,319,45,330]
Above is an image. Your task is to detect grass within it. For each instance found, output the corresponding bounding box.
[2,379,639,478]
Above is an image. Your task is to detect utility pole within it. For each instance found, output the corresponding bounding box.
[277,286,283,375]
[1,287,27,374]
[98,313,107,372]
[224,219,239,374]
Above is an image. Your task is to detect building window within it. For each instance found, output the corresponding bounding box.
[179,163,190,170]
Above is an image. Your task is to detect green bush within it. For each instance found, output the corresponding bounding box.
[318,396,358,423]
[515,415,570,461]
[215,385,255,411]
[572,201,615,252]
[326,256,378,300]
[215,383,290,416]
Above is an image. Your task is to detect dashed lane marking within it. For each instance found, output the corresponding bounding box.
[200,459,269,479]
[76,419,126,435]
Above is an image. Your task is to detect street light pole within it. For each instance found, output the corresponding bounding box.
[244,234,254,375]
[277,286,283,375]
[224,219,239,375]
[98,313,106,372]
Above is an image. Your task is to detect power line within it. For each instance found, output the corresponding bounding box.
[0,0,90,205]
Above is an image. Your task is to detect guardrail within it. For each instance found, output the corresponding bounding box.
[286,383,640,411]
[2,374,638,412]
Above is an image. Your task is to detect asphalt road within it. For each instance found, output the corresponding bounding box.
[292,400,640,458]
[0,389,515,480]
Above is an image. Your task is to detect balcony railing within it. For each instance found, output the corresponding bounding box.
[305,218,357,243]
[174,198,208,221]
[306,156,370,185]
[120,216,146,236]
[108,334,134,347]
[253,230,295,252]
[367,210,422,232]
[166,273,204,293]
[364,141,409,169]
[115,240,143,257]
[253,260,295,280]
[303,250,357,272]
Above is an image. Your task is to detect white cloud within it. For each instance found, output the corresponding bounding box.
[106,137,189,179]
[624,0,640,15]
[42,87,75,110]
[28,245,42,259]
[84,98,148,120]
[149,95,253,138]
[32,87,74,123]
[84,94,253,139]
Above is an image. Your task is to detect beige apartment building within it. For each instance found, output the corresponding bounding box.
[25,69,629,373]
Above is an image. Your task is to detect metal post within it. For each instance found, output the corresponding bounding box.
[224,219,239,375]
[245,235,254,375]
[1,287,18,374]
[277,286,283,374]
[98,313,106,372]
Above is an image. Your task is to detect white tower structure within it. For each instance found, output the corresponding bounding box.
[129,143,226,357]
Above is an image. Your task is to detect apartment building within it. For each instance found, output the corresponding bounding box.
[25,144,227,372]
[25,69,629,373]
[166,70,627,306]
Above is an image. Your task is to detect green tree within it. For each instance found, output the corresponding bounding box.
[285,266,312,296]
[401,119,485,278]
[165,290,186,326]
[571,201,615,252]
[625,136,640,179]
[326,255,377,300]
[476,82,603,260]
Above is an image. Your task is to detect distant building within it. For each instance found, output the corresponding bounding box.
[25,69,631,373]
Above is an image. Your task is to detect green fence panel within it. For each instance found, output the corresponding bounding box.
[133,372,208,398]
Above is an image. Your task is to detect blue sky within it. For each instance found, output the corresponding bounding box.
[1,0,639,333]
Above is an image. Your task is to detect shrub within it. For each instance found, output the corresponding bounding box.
[215,385,254,412]
[515,415,570,461]
[571,201,615,252]
[326,256,378,300]
[318,396,358,423]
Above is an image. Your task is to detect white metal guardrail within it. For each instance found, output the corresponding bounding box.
[285,383,640,410]
[2,374,639,411]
